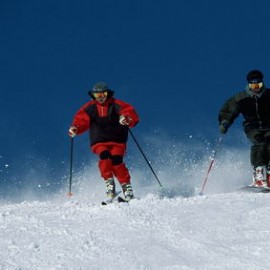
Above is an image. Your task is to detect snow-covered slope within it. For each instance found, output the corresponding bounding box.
[1,191,270,270]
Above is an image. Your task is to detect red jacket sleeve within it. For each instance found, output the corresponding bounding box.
[116,100,139,127]
[71,101,92,135]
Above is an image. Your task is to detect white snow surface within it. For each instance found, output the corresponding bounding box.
[1,190,270,270]
[1,143,269,269]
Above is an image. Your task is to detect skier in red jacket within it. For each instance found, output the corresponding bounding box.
[68,82,139,201]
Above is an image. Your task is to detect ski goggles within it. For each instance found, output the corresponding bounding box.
[248,81,263,89]
[92,91,108,98]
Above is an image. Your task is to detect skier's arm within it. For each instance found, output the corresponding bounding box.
[70,103,91,135]
[218,96,240,133]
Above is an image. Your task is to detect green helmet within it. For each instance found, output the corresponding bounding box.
[92,81,109,93]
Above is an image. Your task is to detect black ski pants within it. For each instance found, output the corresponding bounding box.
[246,129,270,167]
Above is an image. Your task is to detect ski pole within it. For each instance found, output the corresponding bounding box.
[67,137,74,197]
[128,128,163,187]
[199,136,223,195]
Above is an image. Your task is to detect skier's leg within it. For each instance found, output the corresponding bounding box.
[92,144,116,197]
[247,130,268,185]
[264,130,270,186]
[111,156,131,185]
[111,144,134,201]
[98,150,113,179]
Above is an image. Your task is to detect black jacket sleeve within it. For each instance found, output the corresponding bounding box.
[218,95,240,126]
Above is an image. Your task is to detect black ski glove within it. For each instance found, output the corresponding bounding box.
[219,120,229,134]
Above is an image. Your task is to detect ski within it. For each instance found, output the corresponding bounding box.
[101,191,121,205]
[117,196,138,203]
[241,185,270,193]
[117,196,129,203]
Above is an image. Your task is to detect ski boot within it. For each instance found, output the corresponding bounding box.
[105,178,116,198]
[267,165,270,187]
[253,166,267,187]
[122,183,134,202]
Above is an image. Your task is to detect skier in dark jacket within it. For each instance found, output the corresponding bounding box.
[218,70,270,187]
[68,82,139,201]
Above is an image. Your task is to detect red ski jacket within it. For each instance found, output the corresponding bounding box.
[71,97,139,146]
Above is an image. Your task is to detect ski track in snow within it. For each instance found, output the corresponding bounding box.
[1,191,270,270]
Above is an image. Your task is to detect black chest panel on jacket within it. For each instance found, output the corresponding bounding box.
[84,103,128,146]
[238,90,270,130]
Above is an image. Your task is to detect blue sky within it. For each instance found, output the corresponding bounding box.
[1,0,270,195]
